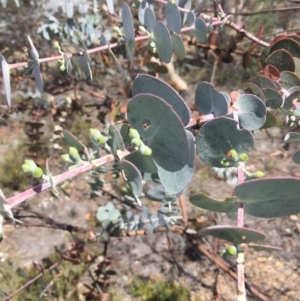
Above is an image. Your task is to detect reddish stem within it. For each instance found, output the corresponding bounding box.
[7,154,115,208]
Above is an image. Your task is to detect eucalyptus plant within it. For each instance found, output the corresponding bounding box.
[1,0,300,300]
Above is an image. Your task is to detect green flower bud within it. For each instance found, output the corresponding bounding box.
[140,144,152,156]
[131,137,143,148]
[139,25,147,33]
[113,26,123,36]
[69,147,81,161]
[61,154,74,163]
[128,128,140,139]
[57,59,63,65]
[252,171,265,178]
[22,159,37,173]
[239,153,248,162]
[220,158,229,167]
[150,41,156,48]
[53,40,60,49]
[96,135,107,146]
[227,149,238,159]
[90,128,101,139]
[32,167,43,179]
[90,128,107,146]
[226,245,237,256]
[60,64,66,72]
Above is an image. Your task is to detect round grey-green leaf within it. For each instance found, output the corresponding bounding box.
[194,18,207,43]
[293,150,300,164]
[171,33,185,59]
[196,117,254,167]
[235,177,300,218]
[265,49,295,72]
[127,93,189,172]
[165,2,182,34]
[144,7,156,33]
[199,225,265,244]
[190,194,238,213]
[262,88,282,109]
[63,130,85,152]
[120,160,143,197]
[132,74,190,125]
[153,21,173,63]
[233,94,266,130]
[157,130,195,195]
[195,82,228,116]
[124,150,157,174]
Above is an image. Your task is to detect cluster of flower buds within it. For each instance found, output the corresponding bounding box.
[128,128,152,156]
[22,159,43,178]
[90,129,108,148]
[61,147,85,164]
[220,149,249,167]
[221,243,248,257]
[53,40,66,72]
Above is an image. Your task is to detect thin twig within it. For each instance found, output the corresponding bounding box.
[179,195,188,227]
[3,260,62,301]
[203,6,300,16]
[196,242,272,301]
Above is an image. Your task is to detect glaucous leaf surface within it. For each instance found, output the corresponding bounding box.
[195,82,228,116]
[153,21,173,63]
[79,50,93,80]
[233,94,266,130]
[97,202,122,223]
[280,71,300,90]
[248,244,281,252]
[132,74,190,125]
[194,18,207,43]
[127,93,188,172]
[262,88,283,109]
[106,0,114,14]
[178,0,192,24]
[108,123,125,152]
[171,34,185,59]
[186,11,195,26]
[292,150,300,164]
[157,130,195,195]
[265,50,295,72]
[146,184,176,202]
[33,63,44,94]
[261,111,276,129]
[0,53,11,108]
[199,225,265,244]
[283,90,300,110]
[196,117,254,167]
[220,92,231,106]
[144,7,156,33]
[63,130,85,152]
[116,123,132,148]
[250,75,276,89]
[194,0,206,14]
[138,2,154,25]
[124,150,157,174]
[284,132,300,143]
[235,177,300,218]
[270,38,300,58]
[190,193,238,212]
[245,82,265,101]
[120,160,143,197]
[122,3,136,63]
[27,35,39,60]
[165,2,182,33]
